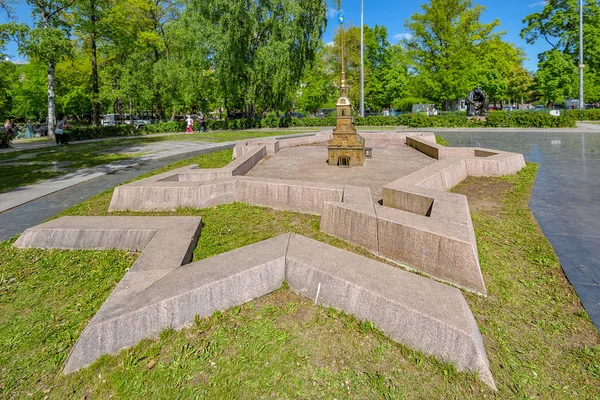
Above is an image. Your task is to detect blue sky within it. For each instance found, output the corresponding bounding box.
[2,0,550,71]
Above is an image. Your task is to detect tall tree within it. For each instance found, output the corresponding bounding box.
[405,0,500,105]
[0,60,17,120]
[8,0,75,138]
[296,47,336,113]
[184,0,328,116]
[73,0,110,125]
[521,0,600,70]
[522,0,600,103]
[328,25,408,110]
[535,49,578,106]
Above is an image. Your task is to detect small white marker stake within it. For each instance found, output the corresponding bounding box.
[315,283,321,305]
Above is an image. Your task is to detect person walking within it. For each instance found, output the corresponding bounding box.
[198,112,206,132]
[4,119,14,137]
[24,120,34,139]
[55,116,70,145]
[185,115,194,134]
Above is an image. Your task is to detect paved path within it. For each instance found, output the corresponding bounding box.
[0,142,233,240]
[436,129,600,332]
[0,141,222,212]
[0,132,317,241]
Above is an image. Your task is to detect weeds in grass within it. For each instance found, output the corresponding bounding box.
[435,135,449,146]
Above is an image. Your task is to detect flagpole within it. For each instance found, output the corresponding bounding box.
[360,0,364,117]
[579,0,584,119]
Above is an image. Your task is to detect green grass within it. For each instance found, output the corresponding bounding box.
[1,158,599,398]
[0,129,318,192]
[435,135,449,146]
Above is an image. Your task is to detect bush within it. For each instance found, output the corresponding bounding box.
[393,97,430,112]
[485,111,576,128]
[295,117,336,127]
[566,109,600,120]
[0,129,12,148]
[68,125,138,141]
[261,112,280,128]
[58,109,577,141]
[354,116,399,126]
[140,121,186,133]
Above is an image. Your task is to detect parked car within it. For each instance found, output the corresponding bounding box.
[102,114,121,126]
[123,116,152,129]
[34,123,48,136]
[280,112,304,119]
[315,108,336,118]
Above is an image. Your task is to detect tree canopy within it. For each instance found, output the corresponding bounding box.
[3,0,600,124]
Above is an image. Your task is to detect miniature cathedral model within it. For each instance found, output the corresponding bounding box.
[327,33,366,167]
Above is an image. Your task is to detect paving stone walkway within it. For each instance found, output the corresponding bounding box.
[436,129,600,332]
[0,141,225,213]
[0,142,232,240]
[0,132,317,240]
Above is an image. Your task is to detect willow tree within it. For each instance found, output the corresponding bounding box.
[185,0,328,116]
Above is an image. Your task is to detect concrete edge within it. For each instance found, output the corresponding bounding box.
[41,232,495,390]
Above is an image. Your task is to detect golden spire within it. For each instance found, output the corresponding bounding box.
[340,26,348,98]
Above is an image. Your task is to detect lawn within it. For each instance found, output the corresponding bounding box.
[1,152,598,398]
[0,129,320,192]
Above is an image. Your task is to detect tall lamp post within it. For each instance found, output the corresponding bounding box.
[360,0,364,118]
[579,0,584,119]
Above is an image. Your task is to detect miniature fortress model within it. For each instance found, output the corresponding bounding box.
[7,54,527,391]
[15,129,525,390]
[327,44,366,167]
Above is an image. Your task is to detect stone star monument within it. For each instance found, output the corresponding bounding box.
[327,27,366,167]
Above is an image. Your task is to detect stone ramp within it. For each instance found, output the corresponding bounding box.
[13,221,495,389]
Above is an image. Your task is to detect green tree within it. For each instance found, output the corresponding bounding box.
[7,0,75,138]
[522,0,600,70]
[405,0,500,106]
[479,38,530,105]
[535,49,577,106]
[9,62,49,120]
[522,0,600,102]
[184,0,327,116]
[328,25,408,110]
[72,0,111,125]
[0,60,17,119]
[296,48,336,113]
[368,44,409,110]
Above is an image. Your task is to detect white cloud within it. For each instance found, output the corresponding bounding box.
[326,7,338,18]
[325,41,335,47]
[528,1,547,7]
[393,33,412,41]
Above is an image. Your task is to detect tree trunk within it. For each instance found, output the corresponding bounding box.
[90,2,101,127]
[47,60,56,140]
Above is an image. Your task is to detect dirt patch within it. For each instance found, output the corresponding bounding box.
[452,176,513,214]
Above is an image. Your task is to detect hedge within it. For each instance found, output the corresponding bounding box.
[484,111,576,128]
[0,129,12,148]
[68,125,137,140]
[566,109,600,120]
[56,110,577,142]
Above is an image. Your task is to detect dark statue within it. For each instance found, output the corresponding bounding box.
[465,87,489,117]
